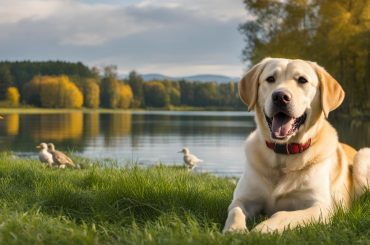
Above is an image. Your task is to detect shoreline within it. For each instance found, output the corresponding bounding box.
[1,107,370,119]
[0,106,245,114]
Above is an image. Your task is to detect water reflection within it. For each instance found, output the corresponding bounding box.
[84,112,100,139]
[101,113,132,146]
[27,112,84,142]
[0,113,19,136]
[0,111,369,176]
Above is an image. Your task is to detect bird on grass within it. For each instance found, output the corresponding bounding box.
[47,143,77,169]
[178,147,203,171]
[36,142,54,167]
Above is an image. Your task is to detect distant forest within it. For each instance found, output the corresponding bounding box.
[0,61,242,109]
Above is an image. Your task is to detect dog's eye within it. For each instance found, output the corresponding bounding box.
[298,76,308,84]
[266,76,275,83]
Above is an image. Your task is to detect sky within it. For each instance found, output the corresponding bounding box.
[0,0,248,77]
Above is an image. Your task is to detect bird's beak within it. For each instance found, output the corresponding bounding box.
[178,151,182,153]
[36,145,41,149]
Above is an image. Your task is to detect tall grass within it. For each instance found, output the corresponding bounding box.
[0,152,368,244]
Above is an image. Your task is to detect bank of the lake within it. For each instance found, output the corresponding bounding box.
[0,153,368,244]
[0,106,244,114]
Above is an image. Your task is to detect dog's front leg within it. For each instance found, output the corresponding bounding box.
[223,200,262,233]
[223,201,248,233]
[252,203,329,233]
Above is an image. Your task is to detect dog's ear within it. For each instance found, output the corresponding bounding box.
[239,58,270,111]
[311,63,345,118]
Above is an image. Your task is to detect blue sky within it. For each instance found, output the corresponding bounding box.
[0,0,248,77]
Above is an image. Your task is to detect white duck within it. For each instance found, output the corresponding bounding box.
[179,147,203,171]
[36,142,54,167]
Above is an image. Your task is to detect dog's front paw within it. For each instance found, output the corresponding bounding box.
[251,212,289,234]
[251,221,277,234]
[222,223,248,234]
[223,207,248,234]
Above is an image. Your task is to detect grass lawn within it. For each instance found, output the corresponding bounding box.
[0,153,368,244]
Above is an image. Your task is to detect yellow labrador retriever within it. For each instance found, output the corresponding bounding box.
[223,58,370,233]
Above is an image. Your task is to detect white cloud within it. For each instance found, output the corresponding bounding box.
[0,0,65,24]
[137,0,245,21]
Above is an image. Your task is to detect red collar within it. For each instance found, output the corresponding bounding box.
[265,138,311,155]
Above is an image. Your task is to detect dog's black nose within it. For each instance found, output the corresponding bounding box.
[272,90,291,106]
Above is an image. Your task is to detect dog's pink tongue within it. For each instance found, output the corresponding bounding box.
[272,114,295,138]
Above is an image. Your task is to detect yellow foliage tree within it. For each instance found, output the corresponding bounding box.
[117,84,133,109]
[83,79,100,108]
[27,75,83,108]
[6,87,20,107]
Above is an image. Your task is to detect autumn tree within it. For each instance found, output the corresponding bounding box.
[6,87,20,107]
[24,75,83,108]
[83,79,100,108]
[117,84,133,109]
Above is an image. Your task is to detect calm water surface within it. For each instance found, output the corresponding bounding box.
[0,111,369,176]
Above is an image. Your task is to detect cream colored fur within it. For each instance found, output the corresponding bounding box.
[223,58,370,234]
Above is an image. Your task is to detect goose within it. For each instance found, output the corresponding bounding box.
[178,147,203,171]
[47,143,76,169]
[36,142,54,167]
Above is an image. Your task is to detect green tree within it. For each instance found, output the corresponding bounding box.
[0,65,13,100]
[100,76,119,108]
[144,81,169,107]
[100,66,120,108]
[179,80,194,105]
[193,82,220,106]
[169,87,181,106]
[128,70,144,107]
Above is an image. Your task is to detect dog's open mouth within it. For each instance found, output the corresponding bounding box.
[265,112,306,139]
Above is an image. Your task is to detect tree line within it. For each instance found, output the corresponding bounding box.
[240,0,370,114]
[0,61,242,109]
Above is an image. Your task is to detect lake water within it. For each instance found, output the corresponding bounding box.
[0,111,369,176]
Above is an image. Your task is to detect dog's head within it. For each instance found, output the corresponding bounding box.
[239,58,344,143]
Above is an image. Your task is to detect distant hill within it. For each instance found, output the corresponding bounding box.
[125,73,240,83]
